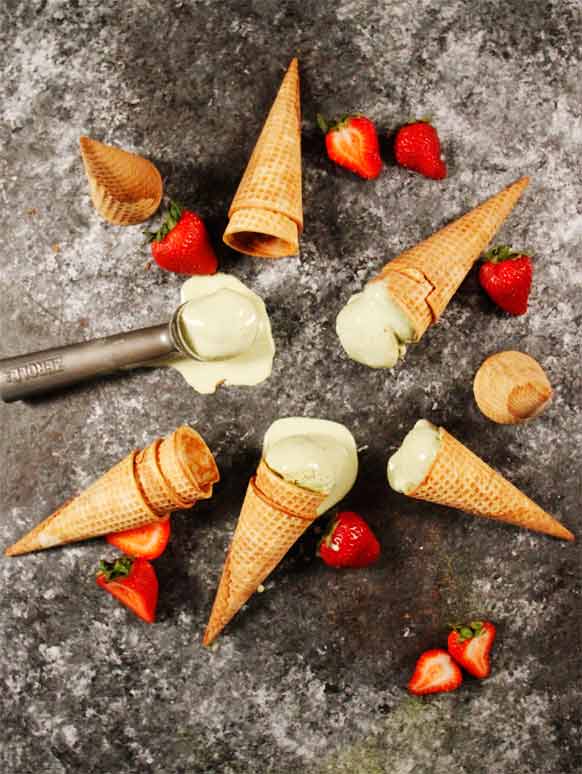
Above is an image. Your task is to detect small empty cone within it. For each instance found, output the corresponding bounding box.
[473,351,553,424]
[79,136,163,225]
[407,427,574,541]
[158,426,220,504]
[5,451,163,556]
[203,459,326,646]
[223,58,302,259]
[372,177,530,339]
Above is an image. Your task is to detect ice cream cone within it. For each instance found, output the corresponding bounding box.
[372,177,530,339]
[79,136,163,226]
[407,427,574,541]
[203,459,326,646]
[5,426,219,556]
[473,351,553,424]
[158,426,220,504]
[5,451,163,556]
[223,58,302,259]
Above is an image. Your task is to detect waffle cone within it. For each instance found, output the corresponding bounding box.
[158,426,220,504]
[372,177,530,339]
[135,440,187,514]
[223,58,302,259]
[473,351,553,424]
[79,136,163,225]
[203,460,326,645]
[5,451,164,556]
[407,427,574,541]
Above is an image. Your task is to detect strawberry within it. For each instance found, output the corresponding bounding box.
[146,201,218,275]
[318,511,380,568]
[408,649,463,695]
[447,620,496,679]
[478,245,533,316]
[106,516,171,560]
[96,557,158,623]
[393,121,447,180]
[317,114,382,180]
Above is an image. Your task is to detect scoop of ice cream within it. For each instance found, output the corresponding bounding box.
[336,282,414,368]
[387,419,441,493]
[179,288,259,361]
[263,418,358,515]
[265,435,336,494]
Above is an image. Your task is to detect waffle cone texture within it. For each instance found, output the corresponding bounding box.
[80,136,163,225]
[372,177,530,339]
[203,459,326,646]
[5,426,219,556]
[407,427,574,541]
[223,58,302,258]
[473,351,553,424]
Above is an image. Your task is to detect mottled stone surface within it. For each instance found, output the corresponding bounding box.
[1,1,581,772]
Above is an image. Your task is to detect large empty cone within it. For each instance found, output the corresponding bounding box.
[203,459,326,646]
[372,177,530,340]
[473,351,553,424]
[80,136,163,225]
[408,427,574,541]
[223,58,302,259]
[5,426,219,556]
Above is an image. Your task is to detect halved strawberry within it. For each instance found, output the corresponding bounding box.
[96,557,159,623]
[447,621,496,679]
[106,516,171,560]
[317,114,382,179]
[408,649,463,695]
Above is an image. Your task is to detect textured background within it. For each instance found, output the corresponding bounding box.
[1,1,581,773]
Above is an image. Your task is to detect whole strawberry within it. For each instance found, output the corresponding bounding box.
[318,511,380,568]
[479,245,533,316]
[394,121,447,180]
[447,620,496,679]
[317,114,382,180]
[146,201,218,275]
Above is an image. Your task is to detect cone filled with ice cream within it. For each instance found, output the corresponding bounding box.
[223,58,302,259]
[203,418,358,645]
[336,177,530,368]
[387,419,573,541]
[80,136,163,226]
[5,426,219,556]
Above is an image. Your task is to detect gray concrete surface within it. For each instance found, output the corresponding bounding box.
[1,1,581,772]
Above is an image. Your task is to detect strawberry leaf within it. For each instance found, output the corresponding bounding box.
[98,556,133,583]
[144,200,184,243]
[482,245,530,264]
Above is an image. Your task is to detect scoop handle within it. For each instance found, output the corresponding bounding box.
[0,323,175,402]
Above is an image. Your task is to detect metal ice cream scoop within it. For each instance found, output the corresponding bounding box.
[0,303,212,403]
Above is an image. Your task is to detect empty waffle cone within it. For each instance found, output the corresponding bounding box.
[79,136,163,225]
[203,459,326,646]
[371,177,530,340]
[158,426,220,504]
[473,351,553,424]
[223,58,302,259]
[407,427,574,541]
[5,451,164,556]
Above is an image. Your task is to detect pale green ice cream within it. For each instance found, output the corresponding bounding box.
[179,288,259,361]
[336,282,415,368]
[263,418,358,515]
[387,419,441,493]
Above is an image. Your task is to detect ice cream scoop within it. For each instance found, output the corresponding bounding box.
[387,419,441,493]
[263,417,359,514]
[0,292,259,402]
[336,282,415,368]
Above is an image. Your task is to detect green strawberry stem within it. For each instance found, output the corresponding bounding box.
[316,113,329,133]
[450,620,485,642]
[144,200,184,243]
[482,245,529,264]
[98,556,134,583]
